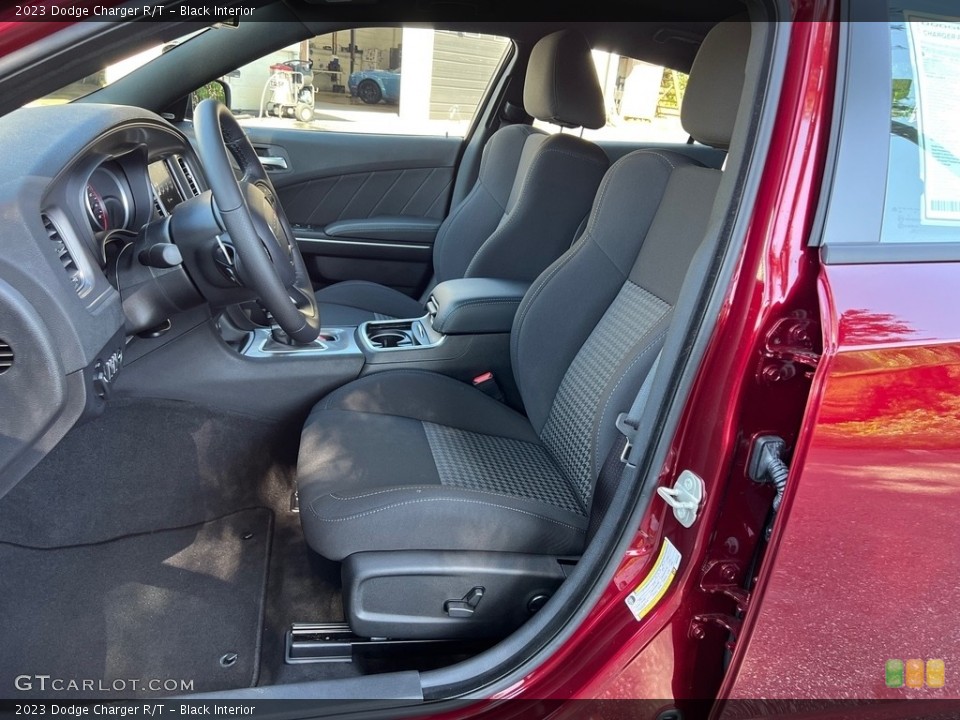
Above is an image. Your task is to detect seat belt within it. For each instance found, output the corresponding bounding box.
[614,349,663,468]
[586,350,662,540]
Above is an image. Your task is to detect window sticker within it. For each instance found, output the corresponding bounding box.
[904,14,960,225]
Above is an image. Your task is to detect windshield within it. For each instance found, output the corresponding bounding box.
[28,27,209,106]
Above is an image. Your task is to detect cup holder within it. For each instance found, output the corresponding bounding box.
[361,316,441,352]
[367,329,413,349]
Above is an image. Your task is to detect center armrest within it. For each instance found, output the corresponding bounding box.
[428,278,530,335]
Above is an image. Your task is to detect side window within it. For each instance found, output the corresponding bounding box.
[226,28,511,137]
[533,52,689,143]
[881,15,960,243]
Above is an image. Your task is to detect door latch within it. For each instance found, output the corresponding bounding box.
[657,470,704,528]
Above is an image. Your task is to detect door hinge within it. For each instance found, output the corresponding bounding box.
[691,560,751,649]
[690,613,742,649]
[699,560,751,613]
[759,312,821,384]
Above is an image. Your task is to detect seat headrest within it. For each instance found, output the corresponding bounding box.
[523,30,606,130]
[681,20,752,149]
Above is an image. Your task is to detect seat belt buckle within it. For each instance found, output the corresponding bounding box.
[472,371,505,402]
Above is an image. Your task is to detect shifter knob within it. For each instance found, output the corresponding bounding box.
[270,324,295,346]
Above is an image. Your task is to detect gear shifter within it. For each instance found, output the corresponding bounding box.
[270,323,296,346]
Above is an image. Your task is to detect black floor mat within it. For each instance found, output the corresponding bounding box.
[0,509,272,698]
[0,399,348,693]
[0,399,297,548]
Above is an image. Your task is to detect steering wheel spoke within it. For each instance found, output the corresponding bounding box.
[194,99,320,344]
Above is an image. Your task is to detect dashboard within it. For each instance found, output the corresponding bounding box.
[0,103,208,496]
[84,162,132,233]
[72,144,199,272]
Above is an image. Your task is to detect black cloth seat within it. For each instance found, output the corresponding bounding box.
[298,21,752,562]
[298,371,586,561]
[310,279,425,326]
[316,29,609,326]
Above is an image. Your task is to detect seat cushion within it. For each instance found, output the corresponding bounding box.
[315,280,425,326]
[298,371,587,561]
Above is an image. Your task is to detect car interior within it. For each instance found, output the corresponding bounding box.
[0,0,783,703]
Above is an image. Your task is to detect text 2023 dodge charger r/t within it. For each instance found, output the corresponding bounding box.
[0,0,959,716]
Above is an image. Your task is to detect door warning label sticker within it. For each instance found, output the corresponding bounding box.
[625,538,681,621]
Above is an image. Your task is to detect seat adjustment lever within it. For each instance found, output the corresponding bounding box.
[444,586,485,618]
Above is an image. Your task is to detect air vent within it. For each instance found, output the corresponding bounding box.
[41,213,84,295]
[0,339,12,374]
[177,156,200,197]
[153,193,166,218]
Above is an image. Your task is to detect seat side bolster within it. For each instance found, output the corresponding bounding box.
[432,124,539,282]
[464,133,609,282]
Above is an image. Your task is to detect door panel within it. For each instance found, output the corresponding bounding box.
[293,225,435,295]
[241,127,461,295]
[280,166,452,226]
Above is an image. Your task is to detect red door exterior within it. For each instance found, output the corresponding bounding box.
[719,262,960,701]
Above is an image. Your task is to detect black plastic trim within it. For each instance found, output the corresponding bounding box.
[812,18,890,249]
[344,551,570,640]
[184,671,424,703]
[822,242,960,266]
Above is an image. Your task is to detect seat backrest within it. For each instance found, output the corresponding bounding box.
[430,30,609,287]
[510,20,752,510]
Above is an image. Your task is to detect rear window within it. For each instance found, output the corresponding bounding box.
[533,52,689,143]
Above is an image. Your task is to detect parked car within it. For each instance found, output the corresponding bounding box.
[0,0,958,716]
[347,67,400,104]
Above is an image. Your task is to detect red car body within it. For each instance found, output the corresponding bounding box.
[1,0,956,714]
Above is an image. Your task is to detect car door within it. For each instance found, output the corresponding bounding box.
[227,27,512,299]
[722,15,960,700]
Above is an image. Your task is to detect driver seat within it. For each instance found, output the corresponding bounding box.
[297,20,750,635]
[314,29,609,326]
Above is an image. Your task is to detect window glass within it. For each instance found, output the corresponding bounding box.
[28,28,209,106]
[534,52,689,143]
[881,14,960,243]
[229,28,511,137]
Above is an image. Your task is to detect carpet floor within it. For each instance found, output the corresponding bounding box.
[0,400,345,697]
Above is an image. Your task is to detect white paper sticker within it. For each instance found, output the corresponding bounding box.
[905,14,960,225]
[624,538,681,622]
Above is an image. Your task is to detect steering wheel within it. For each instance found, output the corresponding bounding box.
[193,99,320,344]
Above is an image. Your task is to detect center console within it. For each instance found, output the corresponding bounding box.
[118,278,531,420]
[360,316,442,352]
[238,278,528,365]
[234,277,529,406]
[353,280,528,392]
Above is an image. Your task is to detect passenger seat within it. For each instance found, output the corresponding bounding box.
[315,29,610,326]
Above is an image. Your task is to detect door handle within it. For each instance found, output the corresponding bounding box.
[259,156,288,170]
